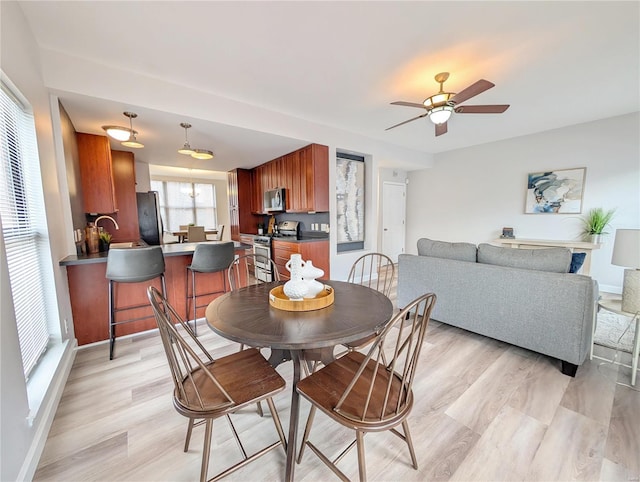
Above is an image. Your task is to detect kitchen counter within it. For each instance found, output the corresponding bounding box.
[60,240,249,266]
[61,240,251,346]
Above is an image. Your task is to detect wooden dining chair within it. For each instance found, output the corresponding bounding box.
[147,286,287,482]
[227,253,280,416]
[215,225,225,241]
[187,225,207,242]
[341,252,396,354]
[296,292,436,482]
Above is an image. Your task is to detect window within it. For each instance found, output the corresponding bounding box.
[150,179,217,231]
[0,79,55,378]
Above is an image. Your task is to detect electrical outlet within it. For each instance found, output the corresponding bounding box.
[64,318,69,334]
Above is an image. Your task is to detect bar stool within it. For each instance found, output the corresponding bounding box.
[186,242,235,335]
[105,246,166,360]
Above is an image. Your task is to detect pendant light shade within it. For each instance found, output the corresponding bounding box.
[178,122,195,155]
[191,149,214,160]
[120,112,144,148]
[102,125,132,141]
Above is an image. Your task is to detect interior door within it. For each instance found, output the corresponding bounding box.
[382,182,406,262]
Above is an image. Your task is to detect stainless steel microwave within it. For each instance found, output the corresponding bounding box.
[264,188,285,212]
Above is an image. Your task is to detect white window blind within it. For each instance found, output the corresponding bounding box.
[151,179,217,231]
[0,80,52,378]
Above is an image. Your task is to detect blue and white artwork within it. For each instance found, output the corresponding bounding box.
[525,168,585,214]
[336,158,364,243]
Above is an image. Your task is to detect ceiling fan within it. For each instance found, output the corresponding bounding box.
[386,72,510,136]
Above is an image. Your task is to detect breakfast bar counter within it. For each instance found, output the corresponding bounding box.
[60,241,250,345]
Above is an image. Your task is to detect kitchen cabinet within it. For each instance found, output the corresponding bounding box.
[249,143,329,214]
[109,150,139,242]
[251,165,264,213]
[76,133,118,214]
[296,143,329,213]
[272,239,329,280]
[228,168,260,240]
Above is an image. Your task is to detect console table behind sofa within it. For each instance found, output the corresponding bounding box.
[493,238,601,275]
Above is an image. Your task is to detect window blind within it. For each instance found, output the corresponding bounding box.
[0,80,52,378]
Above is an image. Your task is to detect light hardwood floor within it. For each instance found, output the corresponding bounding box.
[35,279,639,481]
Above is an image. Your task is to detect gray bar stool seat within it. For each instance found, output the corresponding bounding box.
[186,242,235,335]
[105,246,166,360]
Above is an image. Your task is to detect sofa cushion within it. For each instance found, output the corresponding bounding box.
[417,238,477,262]
[477,243,571,273]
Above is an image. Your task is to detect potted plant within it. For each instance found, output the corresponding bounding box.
[581,207,615,243]
[99,230,112,252]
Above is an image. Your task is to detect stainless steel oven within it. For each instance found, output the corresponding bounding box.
[253,236,274,282]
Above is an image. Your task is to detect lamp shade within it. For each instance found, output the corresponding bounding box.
[612,229,640,268]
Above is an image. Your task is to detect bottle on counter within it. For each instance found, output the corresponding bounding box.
[85,222,99,254]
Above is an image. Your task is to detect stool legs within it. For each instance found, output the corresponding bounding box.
[109,275,166,360]
[108,280,116,360]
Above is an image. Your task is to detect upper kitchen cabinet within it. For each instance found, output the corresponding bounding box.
[288,143,329,213]
[251,143,329,214]
[76,133,117,214]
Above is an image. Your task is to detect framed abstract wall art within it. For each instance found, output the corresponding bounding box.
[336,156,365,245]
[525,168,586,214]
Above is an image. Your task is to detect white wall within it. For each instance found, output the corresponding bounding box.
[1,2,76,480]
[406,113,640,293]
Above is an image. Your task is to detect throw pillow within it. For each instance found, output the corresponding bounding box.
[417,238,477,262]
[477,243,571,273]
[569,252,587,273]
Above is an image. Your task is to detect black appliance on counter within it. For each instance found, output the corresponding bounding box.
[136,191,164,245]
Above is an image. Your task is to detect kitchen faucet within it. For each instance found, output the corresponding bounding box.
[94,215,120,230]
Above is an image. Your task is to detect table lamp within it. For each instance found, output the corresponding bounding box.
[611,228,640,314]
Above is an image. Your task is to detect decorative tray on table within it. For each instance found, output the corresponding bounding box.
[269,284,334,312]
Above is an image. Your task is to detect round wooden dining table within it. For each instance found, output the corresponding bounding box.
[205,280,394,482]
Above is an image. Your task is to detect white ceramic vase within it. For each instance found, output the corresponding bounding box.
[301,260,324,299]
[283,254,309,300]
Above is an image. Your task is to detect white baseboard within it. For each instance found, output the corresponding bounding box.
[17,338,77,481]
[599,284,622,295]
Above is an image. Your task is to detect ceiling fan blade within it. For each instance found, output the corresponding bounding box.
[390,101,426,109]
[385,113,428,131]
[455,104,510,114]
[435,122,448,137]
[450,79,494,105]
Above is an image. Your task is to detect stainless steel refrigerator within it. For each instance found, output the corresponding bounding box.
[136,191,164,245]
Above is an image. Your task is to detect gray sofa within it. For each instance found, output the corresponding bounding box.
[397,239,598,376]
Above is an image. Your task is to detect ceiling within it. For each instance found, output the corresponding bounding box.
[16,1,640,173]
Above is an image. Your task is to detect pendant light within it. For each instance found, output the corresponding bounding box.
[178,122,195,155]
[177,122,214,159]
[191,149,214,160]
[120,112,144,148]
[102,125,131,141]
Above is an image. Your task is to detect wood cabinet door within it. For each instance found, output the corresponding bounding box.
[109,150,139,242]
[76,133,118,214]
[272,240,300,280]
[251,167,263,213]
[229,207,240,240]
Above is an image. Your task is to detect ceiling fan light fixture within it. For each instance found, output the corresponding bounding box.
[191,149,214,160]
[423,92,452,109]
[102,125,132,141]
[428,105,454,125]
